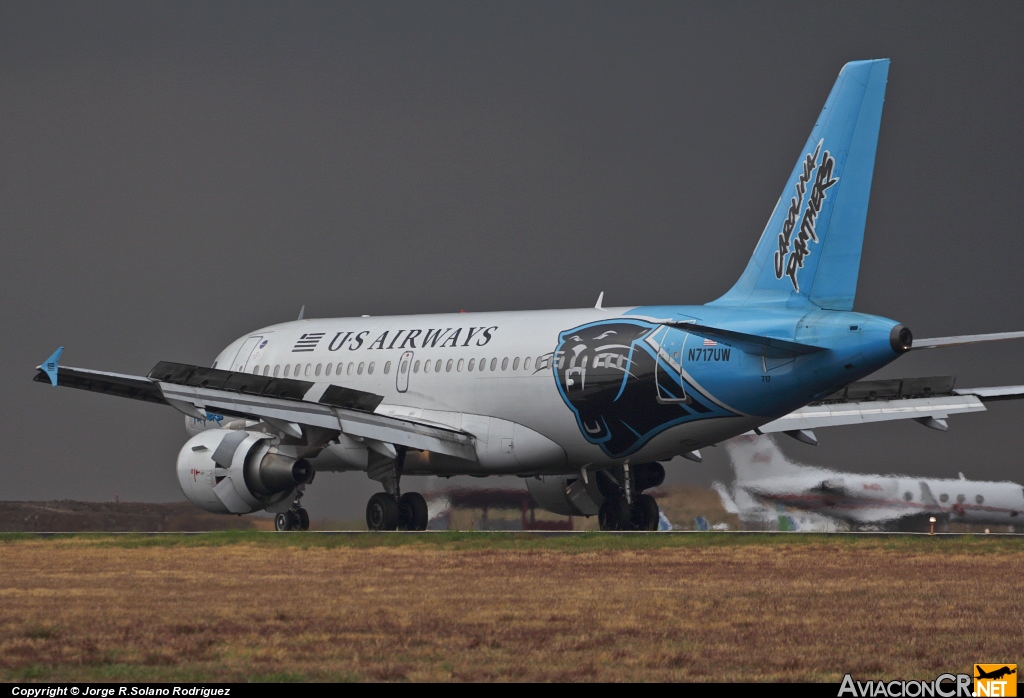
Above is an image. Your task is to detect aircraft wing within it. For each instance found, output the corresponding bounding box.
[758,376,1024,434]
[829,484,949,530]
[35,352,477,462]
[835,508,939,529]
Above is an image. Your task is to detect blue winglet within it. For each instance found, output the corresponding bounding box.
[40,347,64,387]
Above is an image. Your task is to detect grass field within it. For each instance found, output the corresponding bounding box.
[1,532,1020,682]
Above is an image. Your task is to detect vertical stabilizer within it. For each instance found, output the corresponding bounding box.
[723,434,816,483]
[711,59,889,310]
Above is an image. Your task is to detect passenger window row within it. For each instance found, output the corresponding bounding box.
[250,355,552,380]
[913,491,986,505]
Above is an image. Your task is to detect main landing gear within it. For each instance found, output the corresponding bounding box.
[597,462,665,531]
[365,447,429,531]
[274,495,311,531]
[366,491,428,531]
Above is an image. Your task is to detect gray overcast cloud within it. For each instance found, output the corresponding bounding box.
[3,2,1023,515]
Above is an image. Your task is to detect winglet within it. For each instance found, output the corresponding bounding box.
[39,347,64,387]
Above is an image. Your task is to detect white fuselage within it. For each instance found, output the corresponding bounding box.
[744,471,1024,527]
[205,307,763,475]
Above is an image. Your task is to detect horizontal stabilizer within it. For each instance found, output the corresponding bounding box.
[912,330,1024,349]
[662,321,825,358]
[953,385,1024,402]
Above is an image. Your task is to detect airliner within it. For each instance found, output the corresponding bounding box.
[35,59,1024,531]
[723,434,1024,532]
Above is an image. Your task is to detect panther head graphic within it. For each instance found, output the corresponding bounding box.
[552,320,723,458]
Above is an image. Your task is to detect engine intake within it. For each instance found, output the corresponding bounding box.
[177,429,313,514]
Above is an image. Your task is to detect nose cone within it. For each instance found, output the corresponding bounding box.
[889,324,913,353]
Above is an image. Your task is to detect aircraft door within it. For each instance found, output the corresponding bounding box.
[646,326,689,404]
[231,335,265,373]
[396,351,413,393]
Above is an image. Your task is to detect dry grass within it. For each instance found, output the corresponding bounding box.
[0,534,1020,682]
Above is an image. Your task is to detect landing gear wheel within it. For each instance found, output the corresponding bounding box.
[296,507,310,531]
[398,492,429,531]
[366,492,400,531]
[598,496,632,531]
[274,512,293,531]
[631,494,660,531]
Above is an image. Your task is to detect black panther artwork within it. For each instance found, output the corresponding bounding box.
[551,319,733,458]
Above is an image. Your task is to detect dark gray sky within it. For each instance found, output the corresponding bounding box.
[4,2,1024,514]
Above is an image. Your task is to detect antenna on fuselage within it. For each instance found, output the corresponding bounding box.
[595,292,604,310]
[297,305,306,320]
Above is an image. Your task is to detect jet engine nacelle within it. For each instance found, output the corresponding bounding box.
[526,462,667,517]
[527,474,604,517]
[177,429,314,514]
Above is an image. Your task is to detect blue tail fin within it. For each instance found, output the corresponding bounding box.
[711,59,889,311]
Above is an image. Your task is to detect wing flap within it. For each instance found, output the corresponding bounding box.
[157,381,477,461]
[337,412,477,461]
